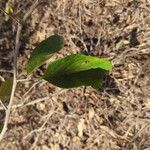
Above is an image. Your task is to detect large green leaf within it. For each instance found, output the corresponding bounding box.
[26,34,64,74]
[0,79,13,102]
[42,54,112,89]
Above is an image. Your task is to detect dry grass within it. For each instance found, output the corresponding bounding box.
[0,0,150,149]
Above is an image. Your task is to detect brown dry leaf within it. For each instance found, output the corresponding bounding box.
[100,126,117,138]
[77,119,85,138]
[115,40,129,50]
[88,108,95,121]
[143,98,150,109]
[50,143,60,150]
[36,103,46,111]
[72,136,81,142]
[41,145,51,150]
[141,86,150,97]
[35,31,46,42]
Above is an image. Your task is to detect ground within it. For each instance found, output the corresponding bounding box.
[0,0,150,150]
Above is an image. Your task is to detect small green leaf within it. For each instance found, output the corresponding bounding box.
[42,54,112,89]
[0,79,13,102]
[26,34,64,74]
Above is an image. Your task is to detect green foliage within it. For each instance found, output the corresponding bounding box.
[26,34,64,74]
[26,34,112,89]
[0,79,13,102]
[43,54,112,88]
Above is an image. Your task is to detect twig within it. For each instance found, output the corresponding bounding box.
[129,123,150,143]
[23,0,39,22]
[0,89,66,111]
[0,88,66,111]
[0,23,22,142]
[0,75,5,82]
[15,89,66,108]
[0,8,21,25]
[29,111,54,150]
[0,0,40,141]
[0,70,13,74]
[22,80,42,100]
[78,3,83,36]
[0,100,7,111]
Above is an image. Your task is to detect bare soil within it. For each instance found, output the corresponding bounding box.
[0,0,150,150]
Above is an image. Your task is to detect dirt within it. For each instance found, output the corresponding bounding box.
[0,0,150,150]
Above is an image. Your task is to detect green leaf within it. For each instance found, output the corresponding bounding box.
[0,79,13,102]
[42,54,112,89]
[26,34,64,74]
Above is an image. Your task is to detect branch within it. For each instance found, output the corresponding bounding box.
[0,23,21,142]
[0,0,40,141]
